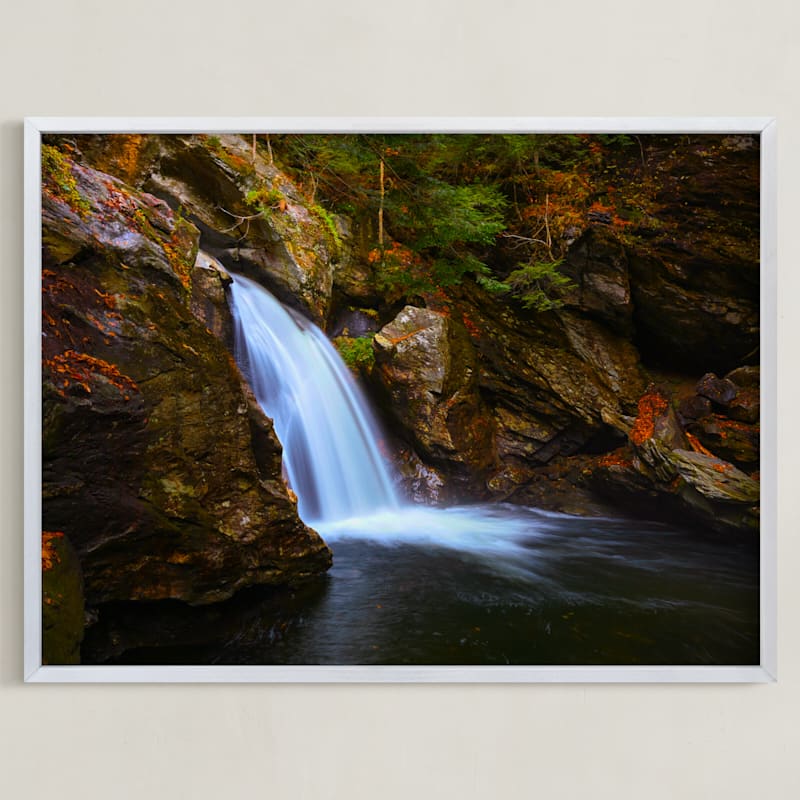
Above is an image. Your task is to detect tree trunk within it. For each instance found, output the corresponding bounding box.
[378,157,385,249]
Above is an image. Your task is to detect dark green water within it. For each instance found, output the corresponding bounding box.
[260,507,759,666]
[86,505,759,666]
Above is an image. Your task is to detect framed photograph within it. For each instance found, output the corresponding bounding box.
[24,118,776,682]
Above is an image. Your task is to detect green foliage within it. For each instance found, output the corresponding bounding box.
[504,259,573,311]
[398,182,507,251]
[280,135,509,295]
[270,132,641,307]
[475,273,512,294]
[41,145,90,217]
[245,185,284,209]
[243,184,285,225]
[310,203,343,252]
[333,335,375,373]
[596,134,636,149]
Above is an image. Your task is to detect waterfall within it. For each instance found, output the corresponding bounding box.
[229,273,400,524]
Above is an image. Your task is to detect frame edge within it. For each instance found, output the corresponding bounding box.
[22,118,777,683]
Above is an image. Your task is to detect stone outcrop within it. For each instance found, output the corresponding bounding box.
[624,138,760,374]
[71,134,344,325]
[676,369,761,469]
[41,148,331,609]
[453,284,646,482]
[588,386,759,533]
[369,285,653,509]
[372,306,496,497]
[561,226,634,335]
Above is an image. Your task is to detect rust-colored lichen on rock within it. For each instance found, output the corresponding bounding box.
[711,461,734,474]
[686,431,714,457]
[44,350,138,400]
[385,326,430,347]
[42,531,65,571]
[163,242,191,288]
[716,416,760,439]
[110,134,145,182]
[629,389,669,445]
[597,448,633,469]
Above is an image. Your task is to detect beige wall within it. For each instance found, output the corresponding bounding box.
[2,1,798,797]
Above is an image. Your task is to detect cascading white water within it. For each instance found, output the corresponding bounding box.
[229,273,400,524]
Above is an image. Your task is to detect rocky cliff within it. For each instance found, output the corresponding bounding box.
[41,143,331,625]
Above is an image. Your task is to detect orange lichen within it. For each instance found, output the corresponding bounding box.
[461,311,481,339]
[162,241,192,289]
[368,241,417,267]
[110,135,145,182]
[42,531,65,571]
[101,179,138,215]
[718,417,759,435]
[386,326,429,346]
[44,350,138,400]
[93,288,117,310]
[597,447,633,469]
[711,462,734,474]
[629,389,669,446]
[686,431,714,457]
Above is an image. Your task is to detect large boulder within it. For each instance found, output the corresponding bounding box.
[41,148,331,607]
[372,306,496,496]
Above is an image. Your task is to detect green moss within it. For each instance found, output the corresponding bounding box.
[245,185,285,218]
[42,145,90,218]
[311,204,343,253]
[351,305,379,320]
[333,335,375,373]
[203,135,255,177]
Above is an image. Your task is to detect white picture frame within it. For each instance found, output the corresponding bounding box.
[24,117,777,683]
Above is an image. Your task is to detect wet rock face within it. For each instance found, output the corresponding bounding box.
[42,151,331,607]
[561,226,634,335]
[72,134,339,326]
[452,285,645,474]
[369,283,646,502]
[625,140,760,374]
[372,306,497,496]
[191,250,234,348]
[391,446,447,505]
